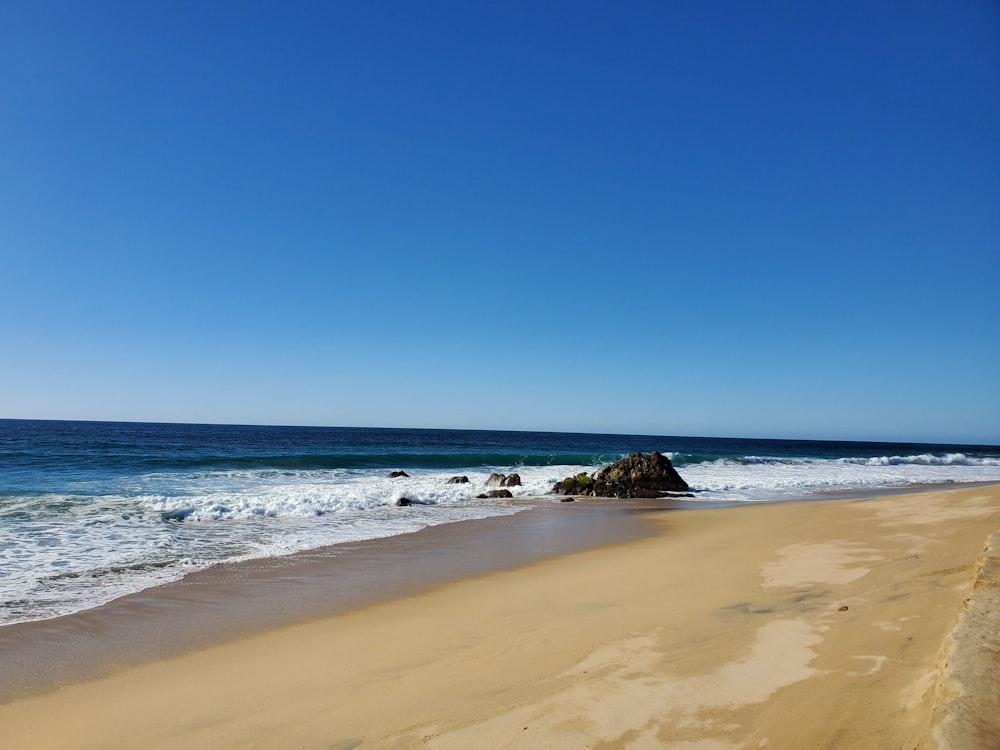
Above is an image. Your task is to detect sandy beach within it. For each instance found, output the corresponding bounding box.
[2,484,999,749]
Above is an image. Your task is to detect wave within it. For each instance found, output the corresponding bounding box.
[0,480,529,626]
[11,443,998,476]
[838,453,1000,467]
[142,465,564,522]
[80,451,625,473]
[679,452,1000,500]
[674,453,1000,469]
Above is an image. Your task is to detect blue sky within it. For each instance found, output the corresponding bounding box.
[2,1,998,443]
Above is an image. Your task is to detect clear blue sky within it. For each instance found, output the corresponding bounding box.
[2,1,998,443]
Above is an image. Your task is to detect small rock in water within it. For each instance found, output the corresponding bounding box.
[161,508,193,522]
[447,475,470,484]
[396,498,412,507]
[388,470,409,478]
[477,489,513,499]
[560,497,576,503]
[485,472,507,487]
[485,472,521,487]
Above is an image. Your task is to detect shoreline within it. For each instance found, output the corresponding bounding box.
[3,484,1000,747]
[2,482,996,700]
[3,480,980,635]
[0,498,658,702]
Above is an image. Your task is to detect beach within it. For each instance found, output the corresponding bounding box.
[2,484,998,749]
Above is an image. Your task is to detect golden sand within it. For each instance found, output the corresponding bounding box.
[3,485,998,749]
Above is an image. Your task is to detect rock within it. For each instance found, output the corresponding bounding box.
[485,472,506,487]
[161,508,194,522]
[477,489,514,499]
[396,497,412,506]
[553,472,595,496]
[486,472,522,487]
[388,470,409,478]
[447,475,470,484]
[560,497,576,502]
[553,451,688,498]
[837,605,849,611]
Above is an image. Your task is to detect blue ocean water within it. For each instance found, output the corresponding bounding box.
[2,419,998,626]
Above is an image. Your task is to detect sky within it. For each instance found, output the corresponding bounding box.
[1,1,998,444]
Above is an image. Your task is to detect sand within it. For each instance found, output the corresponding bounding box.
[2,485,998,749]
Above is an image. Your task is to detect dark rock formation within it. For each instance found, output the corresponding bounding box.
[477,489,514,499]
[553,451,688,498]
[396,497,412,506]
[485,472,506,487]
[486,472,521,487]
[553,472,595,496]
[447,475,470,484]
[388,471,409,478]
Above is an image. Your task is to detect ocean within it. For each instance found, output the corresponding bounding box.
[2,419,999,627]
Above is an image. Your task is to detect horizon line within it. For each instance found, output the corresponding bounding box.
[1,416,997,449]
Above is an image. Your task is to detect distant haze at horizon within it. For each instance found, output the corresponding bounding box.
[2,2,997,445]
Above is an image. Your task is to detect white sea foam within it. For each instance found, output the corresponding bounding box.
[680,454,1000,502]
[0,465,569,626]
[840,453,1000,467]
[140,466,557,521]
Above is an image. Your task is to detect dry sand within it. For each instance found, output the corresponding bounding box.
[2,485,998,749]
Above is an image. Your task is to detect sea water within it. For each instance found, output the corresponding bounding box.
[2,419,998,626]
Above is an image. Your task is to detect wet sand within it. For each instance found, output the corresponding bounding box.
[0,499,656,702]
[2,485,999,749]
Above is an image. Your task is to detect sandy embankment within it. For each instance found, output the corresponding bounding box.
[2,485,999,749]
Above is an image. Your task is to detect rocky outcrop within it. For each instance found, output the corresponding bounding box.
[396,497,412,506]
[553,472,595,496]
[553,451,689,498]
[388,471,409,478]
[447,475,470,484]
[477,489,514,499]
[486,472,521,487]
